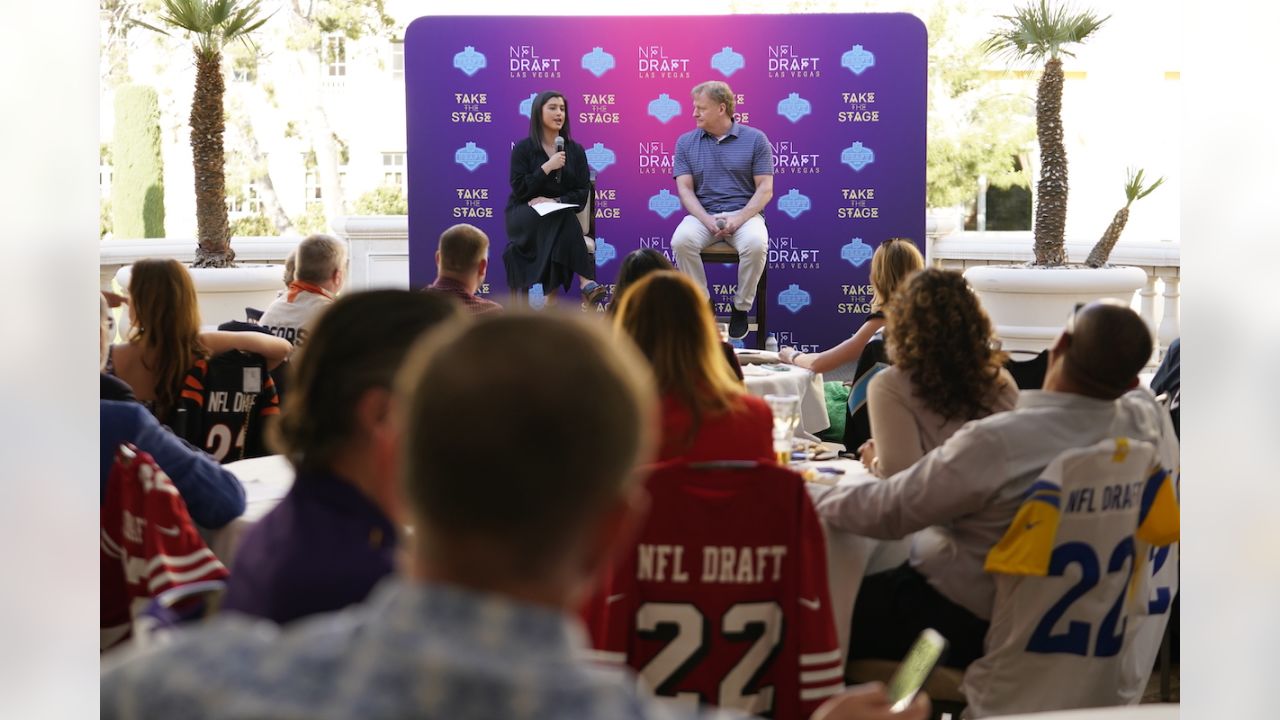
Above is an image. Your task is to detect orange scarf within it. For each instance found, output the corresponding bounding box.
[286,280,334,303]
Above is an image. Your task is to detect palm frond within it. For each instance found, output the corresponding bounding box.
[1123,167,1166,205]
[983,0,1109,65]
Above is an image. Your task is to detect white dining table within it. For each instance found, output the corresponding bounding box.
[797,456,912,664]
[205,454,295,565]
[739,356,830,437]
[209,453,899,665]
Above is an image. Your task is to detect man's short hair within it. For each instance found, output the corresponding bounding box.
[396,313,656,579]
[437,223,489,274]
[692,80,735,117]
[293,234,347,284]
[1065,301,1153,398]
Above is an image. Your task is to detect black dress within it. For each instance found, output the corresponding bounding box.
[503,137,595,293]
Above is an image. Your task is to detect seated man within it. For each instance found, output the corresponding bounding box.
[424,223,503,315]
[102,313,926,720]
[259,233,347,348]
[671,80,774,340]
[815,301,1178,670]
[220,290,460,624]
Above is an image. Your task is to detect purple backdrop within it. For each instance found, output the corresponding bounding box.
[405,14,925,351]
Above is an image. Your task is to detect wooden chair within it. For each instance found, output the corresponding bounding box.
[700,240,768,349]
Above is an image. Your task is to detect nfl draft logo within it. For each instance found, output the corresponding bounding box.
[594,237,617,267]
[711,46,745,76]
[778,284,812,314]
[777,188,811,219]
[453,46,487,76]
[454,142,488,172]
[841,45,876,75]
[581,47,615,77]
[777,92,812,123]
[648,94,682,123]
[841,142,875,171]
[518,92,538,117]
[841,238,873,267]
[649,189,681,219]
[585,143,616,174]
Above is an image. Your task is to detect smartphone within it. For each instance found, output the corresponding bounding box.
[886,628,949,712]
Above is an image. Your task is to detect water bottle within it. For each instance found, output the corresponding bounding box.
[765,334,779,353]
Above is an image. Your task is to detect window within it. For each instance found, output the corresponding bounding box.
[383,152,406,189]
[391,39,405,79]
[324,34,346,77]
[227,183,262,216]
[304,152,348,205]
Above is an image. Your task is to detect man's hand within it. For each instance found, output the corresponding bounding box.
[718,212,745,237]
[858,439,877,472]
[527,196,554,207]
[812,683,930,720]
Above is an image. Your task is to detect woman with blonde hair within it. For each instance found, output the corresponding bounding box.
[859,268,1018,477]
[778,237,923,372]
[107,258,291,424]
[614,271,772,462]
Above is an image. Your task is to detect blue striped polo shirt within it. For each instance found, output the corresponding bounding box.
[673,121,773,214]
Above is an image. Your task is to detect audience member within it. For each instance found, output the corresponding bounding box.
[815,301,1177,670]
[221,290,461,624]
[425,223,503,315]
[102,312,926,720]
[108,259,291,425]
[98,294,244,529]
[610,248,743,380]
[615,271,771,462]
[778,237,923,373]
[1151,337,1180,438]
[860,269,1018,478]
[100,293,136,401]
[259,234,347,348]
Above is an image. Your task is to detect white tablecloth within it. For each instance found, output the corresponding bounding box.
[741,362,830,437]
[799,458,911,664]
[207,455,295,565]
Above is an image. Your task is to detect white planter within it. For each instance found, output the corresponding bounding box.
[114,264,286,334]
[964,264,1148,353]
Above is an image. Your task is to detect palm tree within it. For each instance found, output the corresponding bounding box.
[135,0,271,267]
[984,0,1107,266]
[1085,168,1165,268]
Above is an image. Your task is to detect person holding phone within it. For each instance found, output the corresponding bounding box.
[502,90,605,305]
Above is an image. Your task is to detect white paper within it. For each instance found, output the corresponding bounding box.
[532,202,577,216]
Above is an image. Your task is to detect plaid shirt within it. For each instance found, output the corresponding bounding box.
[427,276,503,315]
[102,578,744,720]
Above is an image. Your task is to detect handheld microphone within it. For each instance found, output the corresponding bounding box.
[554,136,565,183]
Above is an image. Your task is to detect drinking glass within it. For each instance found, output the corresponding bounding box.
[763,394,801,464]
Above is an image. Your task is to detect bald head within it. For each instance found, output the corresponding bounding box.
[1057,300,1152,398]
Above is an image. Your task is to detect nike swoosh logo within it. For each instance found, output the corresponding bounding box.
[156,525,182,537]
[606,593,626,605]
[799,597,821,611]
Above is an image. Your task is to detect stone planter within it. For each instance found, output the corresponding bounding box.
[115,263,286,334]
[964,264,1148,353]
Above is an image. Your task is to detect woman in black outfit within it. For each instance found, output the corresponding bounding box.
[503,90,605,305]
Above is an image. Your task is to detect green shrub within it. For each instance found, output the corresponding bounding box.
[353,185,408,215]
[111,85,166,238]
[293,203,329,236]
[229,214,279,237]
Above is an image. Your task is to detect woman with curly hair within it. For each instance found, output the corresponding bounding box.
[859,268,1018,477]
[777,237,922,372]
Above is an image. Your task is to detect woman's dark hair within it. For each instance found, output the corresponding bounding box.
[127,258,207,424]
[884,268,1008,421]
[527,90,571,147]
[271,289,461,475]
[609,248,673,314]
